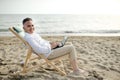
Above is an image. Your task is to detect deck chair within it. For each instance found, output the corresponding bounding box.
[9,27,68,76]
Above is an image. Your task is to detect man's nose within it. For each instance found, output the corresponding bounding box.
[30,26,34,29]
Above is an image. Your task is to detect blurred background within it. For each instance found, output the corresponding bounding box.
[0,0,120,36]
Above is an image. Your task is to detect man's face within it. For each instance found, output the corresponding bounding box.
[23,20,35,34]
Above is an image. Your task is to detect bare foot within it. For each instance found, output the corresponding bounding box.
[73,69,85,75]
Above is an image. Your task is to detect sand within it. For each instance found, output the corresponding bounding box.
[0,36,120,80]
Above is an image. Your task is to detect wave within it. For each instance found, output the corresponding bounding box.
[0,29,9,32]
[1,28,120,34]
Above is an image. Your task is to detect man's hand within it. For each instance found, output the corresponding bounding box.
[50,42,59,49]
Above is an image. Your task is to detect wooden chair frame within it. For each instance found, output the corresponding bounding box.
[9,27,68,76]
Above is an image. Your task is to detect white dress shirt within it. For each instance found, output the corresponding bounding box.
[24,32,51,57]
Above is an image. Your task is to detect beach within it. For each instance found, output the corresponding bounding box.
[0,36,120,80]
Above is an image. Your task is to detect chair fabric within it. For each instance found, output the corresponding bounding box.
[13,26,25,37]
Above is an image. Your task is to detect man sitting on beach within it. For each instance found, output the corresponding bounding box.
[23,17,84,75]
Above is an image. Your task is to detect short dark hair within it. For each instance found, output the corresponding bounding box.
[22,17,32,25]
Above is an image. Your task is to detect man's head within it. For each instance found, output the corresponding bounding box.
[23,17,35,34]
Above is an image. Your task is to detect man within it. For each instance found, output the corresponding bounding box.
[23,17,84,75]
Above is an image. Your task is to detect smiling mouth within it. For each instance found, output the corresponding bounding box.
[29,29,34,32]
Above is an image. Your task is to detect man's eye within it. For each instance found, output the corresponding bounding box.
[27,25,34,27]
[27,25,30,27]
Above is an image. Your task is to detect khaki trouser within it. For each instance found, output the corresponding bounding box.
[47,45,77,60]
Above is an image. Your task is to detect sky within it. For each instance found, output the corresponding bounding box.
[0,0,120,14]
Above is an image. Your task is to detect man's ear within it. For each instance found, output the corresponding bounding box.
[23,27,26,32]
[33,27,35,31]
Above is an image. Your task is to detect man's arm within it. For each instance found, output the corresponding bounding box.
[50,42,60,49]
[41,37,59,49]
[25,37,51,54]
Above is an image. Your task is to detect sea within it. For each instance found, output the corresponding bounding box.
[0,14,120,36]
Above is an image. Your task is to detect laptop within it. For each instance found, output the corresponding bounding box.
[52,36,68,49]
